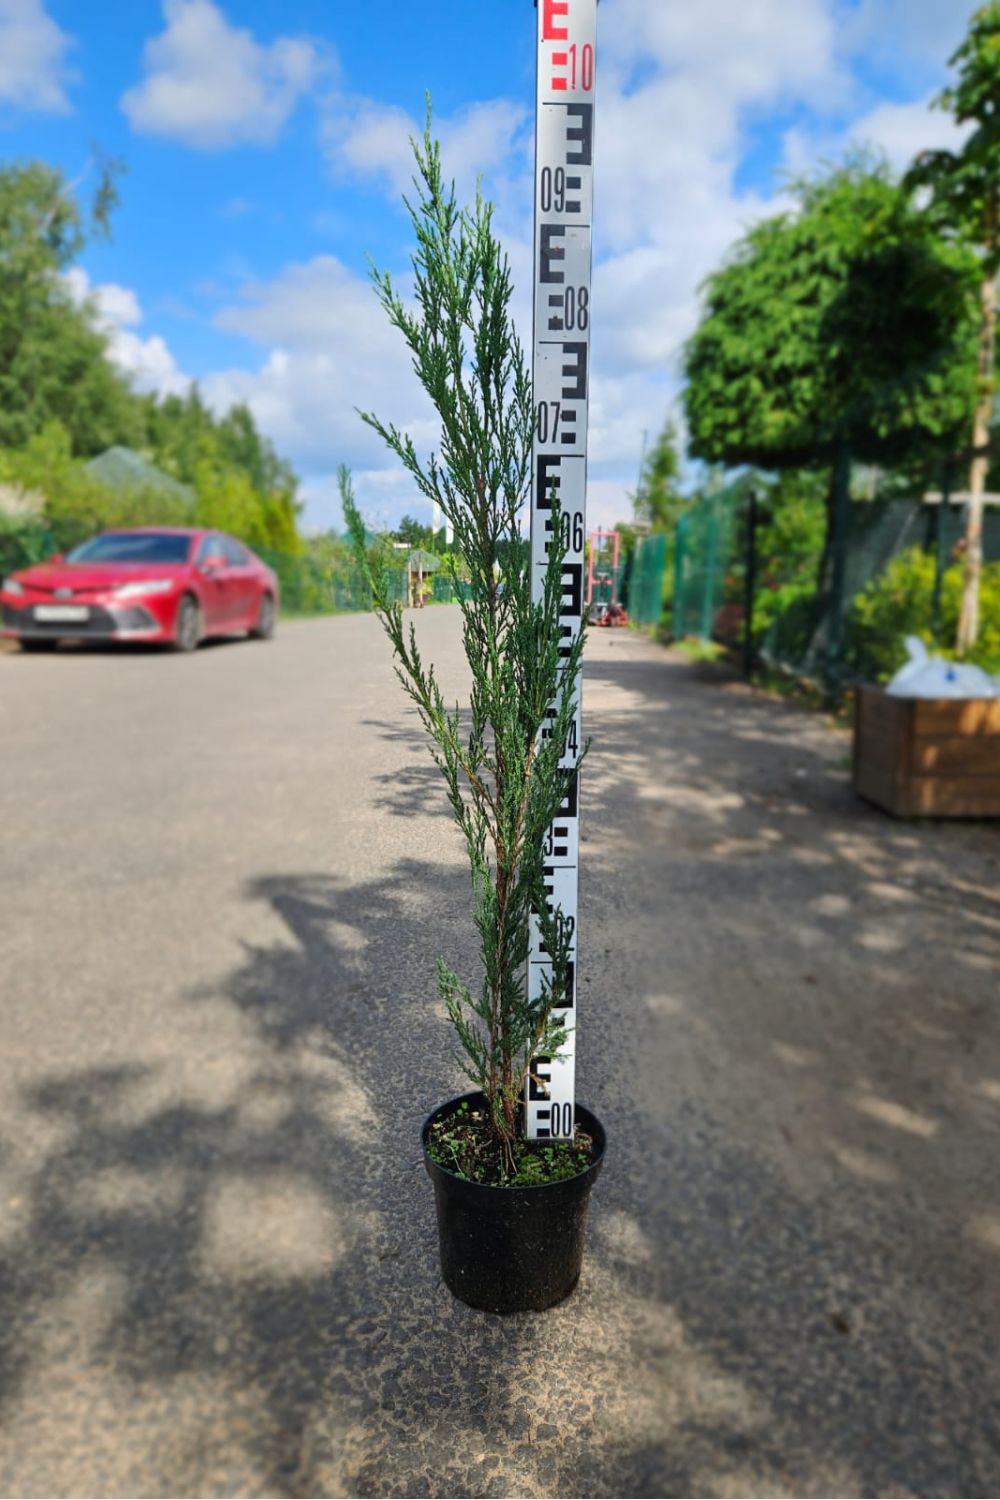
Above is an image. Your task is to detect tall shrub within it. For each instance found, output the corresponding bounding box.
[341,123,584,1176]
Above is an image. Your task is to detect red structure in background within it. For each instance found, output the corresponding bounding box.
[586,529,628,625]
[586,529,619,605]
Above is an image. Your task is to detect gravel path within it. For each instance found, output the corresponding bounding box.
[0,613,997,1498]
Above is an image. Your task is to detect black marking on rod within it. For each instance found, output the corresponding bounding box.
[529,1058,551,1101]
[560,563,583,615]
[566,103,594,165]
[565,173,582,212]
[557,770,579,819]
[543,864,556,909]
[531,1066,553,1136]
[559,402,578,443]
[535,453,562,510]
[556,959,576,1010]
[540,224,566,283]
[553,824,569,857]
[557,624,573,660]
[561,343,588,401]
[547,292,564,331]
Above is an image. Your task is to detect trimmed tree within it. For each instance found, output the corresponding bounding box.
[905,2,1000,652]
[684,159,979,618]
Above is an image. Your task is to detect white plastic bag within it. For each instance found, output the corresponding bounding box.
[886,636,1000,699]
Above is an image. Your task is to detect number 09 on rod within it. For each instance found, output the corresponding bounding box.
[526,0,597,1141]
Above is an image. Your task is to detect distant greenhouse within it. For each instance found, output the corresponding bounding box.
[85,447,194,503]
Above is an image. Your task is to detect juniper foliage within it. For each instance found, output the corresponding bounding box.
[340,117,586,1173]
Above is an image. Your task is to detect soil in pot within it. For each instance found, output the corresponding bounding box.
[426,1097,594,1185]
[423,1091,606,1314]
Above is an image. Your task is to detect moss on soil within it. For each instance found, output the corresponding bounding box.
[427,1099,594,1187]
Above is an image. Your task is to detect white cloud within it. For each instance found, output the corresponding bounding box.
[65,267,189,397]
[111,328,189,396]
[0,0,75,113]
[782,88,974,182]
[604,0,843,107]
[586,477,636,531]
[842,93,973,172]
[323,94,530,214]
[203,255,438,474]
[152,0,975,528]
[121,0,329,149]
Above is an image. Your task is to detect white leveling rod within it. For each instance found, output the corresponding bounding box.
[526,0,597,1141]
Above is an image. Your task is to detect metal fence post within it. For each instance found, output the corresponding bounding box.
[673,515,687,637]
[743,485,758,680]
[823,439,852,702]
[701,500,717,642]
[932,457,952,644]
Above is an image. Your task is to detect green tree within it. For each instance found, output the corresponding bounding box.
[140,387,215,483]
[684,158,979,595]
[216,401,296,498]
[905,2,1000,651]
[0,157,304,557]
[0,420,189,548]
[0,159,139,455]
[632,420,684,530]
[395,512,435,549]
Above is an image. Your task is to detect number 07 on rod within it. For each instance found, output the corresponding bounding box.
[526,0,598,1141]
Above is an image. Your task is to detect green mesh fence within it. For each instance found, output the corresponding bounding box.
[672,488,743,642]
[630,532,668,625]
[668,483,1000,686]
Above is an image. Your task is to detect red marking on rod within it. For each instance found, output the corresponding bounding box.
[542,0,569,41]
[551,76,568,90]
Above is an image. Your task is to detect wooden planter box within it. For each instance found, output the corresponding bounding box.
[853,685,1000,818]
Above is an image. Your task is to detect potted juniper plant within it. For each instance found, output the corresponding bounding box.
[341,119,605,1314]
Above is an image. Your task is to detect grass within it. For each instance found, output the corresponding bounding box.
[671,635,728,664]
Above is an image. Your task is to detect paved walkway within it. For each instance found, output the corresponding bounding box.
[0,614,998,1497]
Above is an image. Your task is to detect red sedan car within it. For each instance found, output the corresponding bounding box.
[0,527,279,653]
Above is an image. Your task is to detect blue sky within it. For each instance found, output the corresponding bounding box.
[0,0,975,531]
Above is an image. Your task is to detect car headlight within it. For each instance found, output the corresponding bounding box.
[2,578,25,596]
[113,579,176,600]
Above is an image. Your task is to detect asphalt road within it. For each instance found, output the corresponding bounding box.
[0,613,998,1498]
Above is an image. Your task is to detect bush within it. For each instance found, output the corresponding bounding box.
[846,546,1000,680]
[754,579,820,662]
[0,513,53,575]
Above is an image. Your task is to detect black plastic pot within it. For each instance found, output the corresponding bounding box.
[422,1091,606,1314]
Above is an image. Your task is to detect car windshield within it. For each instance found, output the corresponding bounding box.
[66,533,192,565]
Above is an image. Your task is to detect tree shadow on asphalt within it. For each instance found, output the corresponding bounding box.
[1,642,999,1495]
[578,642,1000,1493]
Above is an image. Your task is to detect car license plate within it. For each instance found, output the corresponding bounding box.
[34,605,89,623]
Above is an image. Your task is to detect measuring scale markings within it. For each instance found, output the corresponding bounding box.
[527,0,596,1140]
[526,0,596,1139]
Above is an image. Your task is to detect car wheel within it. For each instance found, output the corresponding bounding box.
[173,594,202,653]
[250,592,276,640]
[20,638,58,653]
